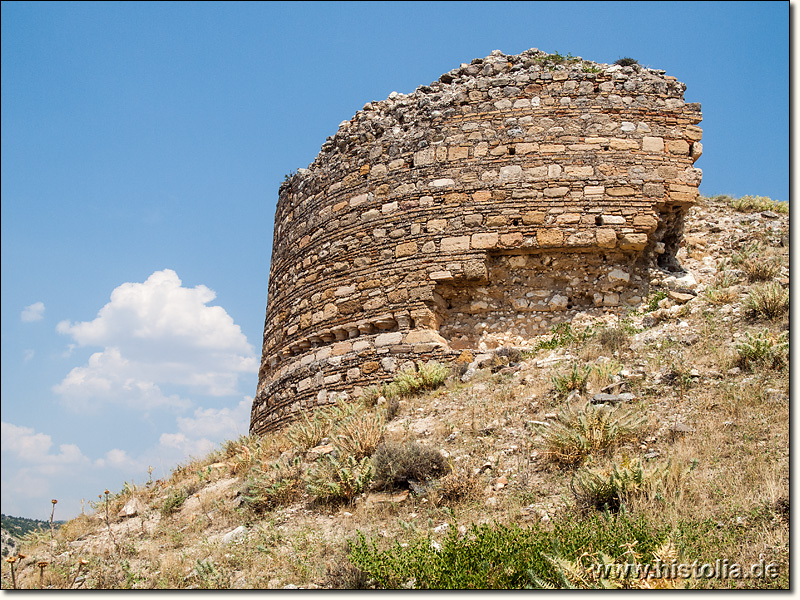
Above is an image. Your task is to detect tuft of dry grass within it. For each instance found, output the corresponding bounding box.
[744,281,789,320]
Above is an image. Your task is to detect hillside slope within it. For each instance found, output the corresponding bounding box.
[1,195,789,589]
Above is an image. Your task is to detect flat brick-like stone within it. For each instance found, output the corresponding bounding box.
[606,187,635,197]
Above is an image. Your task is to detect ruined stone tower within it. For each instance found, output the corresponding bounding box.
[250,48,702,435]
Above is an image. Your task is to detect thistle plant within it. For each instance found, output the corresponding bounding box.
[37,560,49,588]
[49,499,57,540]
[6,556,17,590]
[537,401,646,467]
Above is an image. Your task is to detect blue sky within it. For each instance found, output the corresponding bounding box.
[1,1,789,519]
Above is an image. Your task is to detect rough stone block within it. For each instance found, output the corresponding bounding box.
[556,213,581,224]
[595,229,617,248]
[440,236,471,252]
[361,361,380,374]
[522,211,545,225]
[471,232,499,249]
[427,219,447,233]
[642,136,664,152]
[499,165,523,181]
[667,139,690,155]
[537,230,564,247]
[633,215,659,231]
[618,233,648,250]
[500,232,523,246]
[395,242,418,258]
[448,146,470,160]
[543,186,570,198]
[515,142,538,154]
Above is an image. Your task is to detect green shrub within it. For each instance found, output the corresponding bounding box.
[744,282,789,320]
[381,361,449,399]
[242,456,305,512]
[644,291,667,313]
[614,57,638,66]
[535,322,590,351]
[160,489,188,517]
[551,362,592,398]
[371,441,450,490]
[735,328,789,370]
[570,459,671,512]
[728,195,788,214]
[347,514,668,589]
[305,455,374,504]
[537,401,646,467]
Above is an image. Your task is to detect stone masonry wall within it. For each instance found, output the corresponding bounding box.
[250,48,702,435]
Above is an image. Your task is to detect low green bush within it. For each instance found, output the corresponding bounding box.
[160,489,188,517]
[348,514,668,589]
[727,195,788,214]
[305,455,374,504]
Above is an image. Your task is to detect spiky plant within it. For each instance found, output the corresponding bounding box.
[332,410,386,460]
[744,282,789,320]
[537,401,646,467]
[285,409,332,451]
[735,328,789,370]
[305,455,374,504]
[242,456,305,512]
[570,459,671,512]
[551,362,593,398]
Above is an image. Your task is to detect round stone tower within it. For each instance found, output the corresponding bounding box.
[251,48,702,434]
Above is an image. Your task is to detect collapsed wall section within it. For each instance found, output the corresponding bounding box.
[251,48,702,434]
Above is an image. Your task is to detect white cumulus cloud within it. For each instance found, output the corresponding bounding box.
[175,397,251,440]
[1,421,90,477]
[54,269,258,411]
[21,301,45,322]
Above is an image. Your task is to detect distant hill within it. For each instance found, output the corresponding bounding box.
[1,514,64,557]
